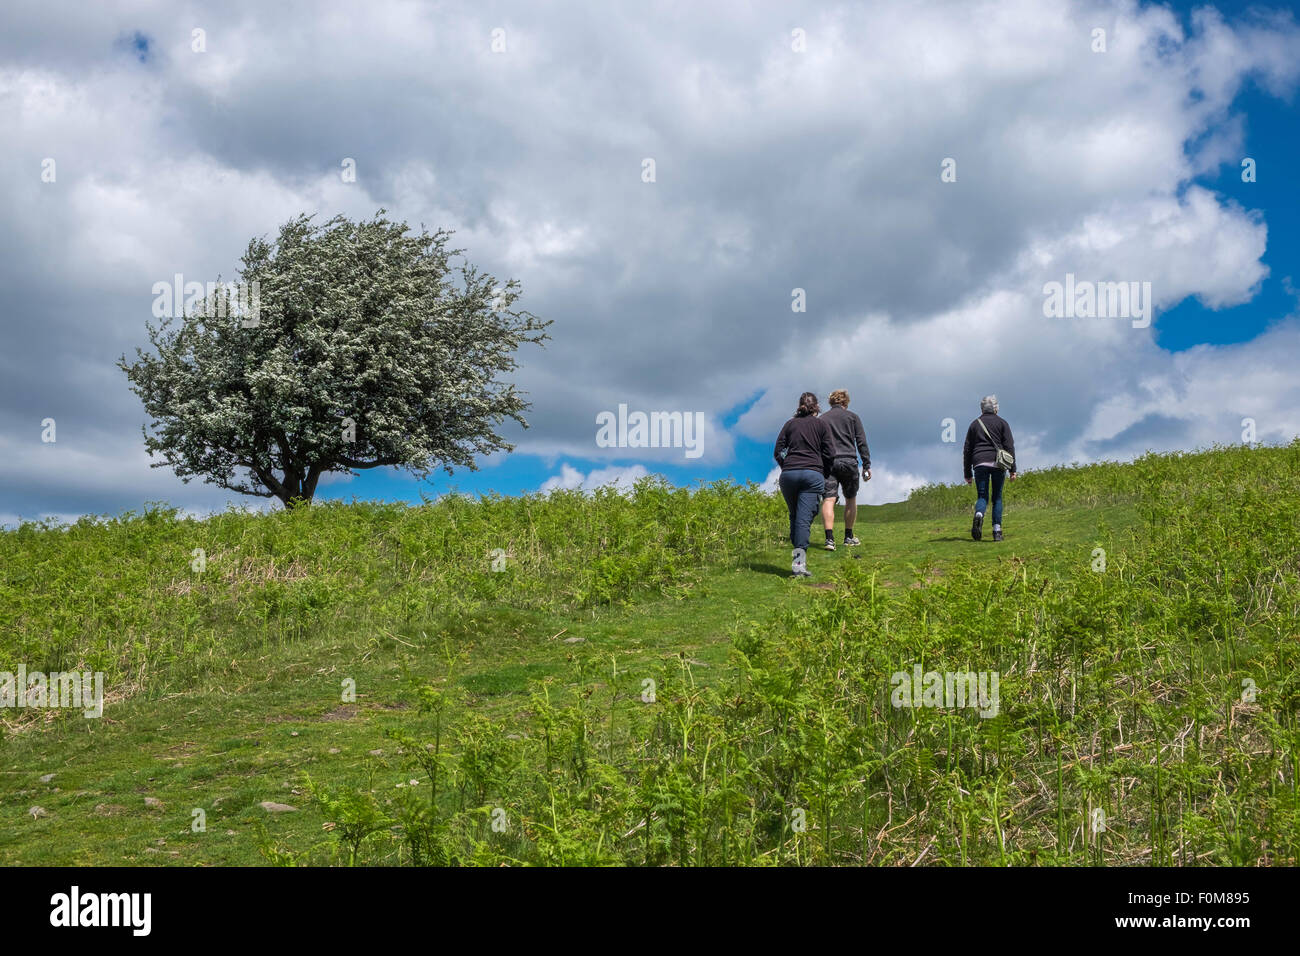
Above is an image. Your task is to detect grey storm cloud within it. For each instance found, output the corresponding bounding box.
[3,0,1300,521]
[1085,412,1192,455]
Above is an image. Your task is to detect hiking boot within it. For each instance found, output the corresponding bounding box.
[844,535,861,546]
[791,547,808,576]
[971,512,983,541]
[993,529,1003,542]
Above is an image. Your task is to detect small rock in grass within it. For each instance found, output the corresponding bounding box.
[39,773,55,784]
[328,748,340,754]
[368,749,383,756]
[28,806,48,819]
[144,796,164,810]
[563,637,586,644]
[259,801,298,813]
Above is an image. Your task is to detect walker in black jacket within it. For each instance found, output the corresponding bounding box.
[773,392,834,576]
[962,396,1017,542]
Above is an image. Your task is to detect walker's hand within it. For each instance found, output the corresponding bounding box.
[965,478,972,485]
[862,468,871,481]
[1009,473,1017,480]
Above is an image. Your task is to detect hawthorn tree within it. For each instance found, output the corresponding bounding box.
[120,211,550,507]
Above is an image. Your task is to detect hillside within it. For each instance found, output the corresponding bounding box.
[1,444,1297,865]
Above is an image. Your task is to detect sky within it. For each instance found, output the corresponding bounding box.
[3,0,1299,524]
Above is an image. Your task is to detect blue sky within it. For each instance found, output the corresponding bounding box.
[3,0,1300,522]
[1154,80,1299,351]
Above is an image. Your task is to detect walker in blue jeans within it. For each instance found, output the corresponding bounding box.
[973,465,1005,525]
[972,465,1005,541]
[779,469,825,549]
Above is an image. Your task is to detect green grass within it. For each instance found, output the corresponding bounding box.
[2,445,1297,865]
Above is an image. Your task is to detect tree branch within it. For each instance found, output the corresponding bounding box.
[337,454,403,469]
[250,461,289,502]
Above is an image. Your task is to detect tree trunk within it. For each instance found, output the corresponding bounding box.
[279,464,323,508]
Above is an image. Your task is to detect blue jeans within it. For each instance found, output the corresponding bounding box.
[974,465,1006,526]
[779,469,825,549]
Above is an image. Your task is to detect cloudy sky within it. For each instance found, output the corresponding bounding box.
[3,0,1300,523]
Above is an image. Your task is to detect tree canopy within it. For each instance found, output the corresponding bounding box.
[120,211,550,506]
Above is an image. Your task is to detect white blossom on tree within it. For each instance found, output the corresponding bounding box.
[120,211,550,506]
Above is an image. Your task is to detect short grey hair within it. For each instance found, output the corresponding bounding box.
[980,394,999,414]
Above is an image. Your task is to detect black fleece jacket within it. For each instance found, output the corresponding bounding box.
[774,415,835,475]
[963,412,1017,480]
[820,405,871,468]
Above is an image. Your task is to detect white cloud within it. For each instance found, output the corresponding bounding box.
[540,463,649,494]
[857,469,931,506]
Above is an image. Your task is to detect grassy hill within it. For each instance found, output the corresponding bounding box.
[2,444,1297,865]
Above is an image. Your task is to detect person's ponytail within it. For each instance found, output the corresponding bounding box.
[795,392,820,417]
